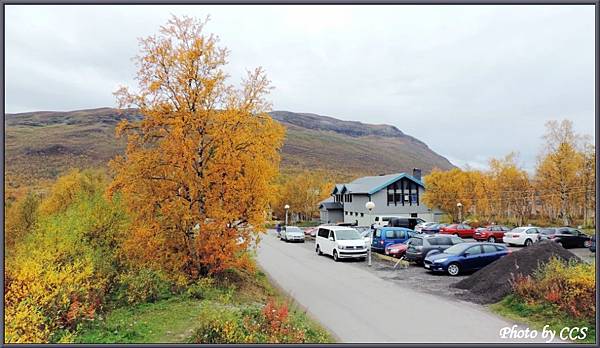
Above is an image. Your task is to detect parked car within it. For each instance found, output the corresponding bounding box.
[421,223,448,234]
[371,226,416,253]
[415,222,436,233]
[404,234,465,264]
[502,226,541,246]
[473,225,511,243]
[539,227,592,248]
[384,243,408,258]
[424,242,510,276]
[590,235,596,252]
[439,224,476,238]
[281,226,305,242]
[359,229,372,244]
[388,217,425,230]
[315,226,367,262]
[304,226,319,237]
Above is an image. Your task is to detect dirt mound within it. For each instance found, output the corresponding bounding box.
[454,241,581,304]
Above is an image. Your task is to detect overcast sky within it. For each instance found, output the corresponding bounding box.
[5,5,595,171]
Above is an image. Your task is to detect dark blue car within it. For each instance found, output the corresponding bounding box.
[590,235,596,253]
[424,242,510,276]
[371,226,415,253]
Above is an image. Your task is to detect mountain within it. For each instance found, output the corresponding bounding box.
[4,107,454,189]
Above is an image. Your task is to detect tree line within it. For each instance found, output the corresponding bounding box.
[422,120,595,227]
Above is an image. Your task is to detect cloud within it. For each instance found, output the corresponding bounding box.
[4,5,595,170]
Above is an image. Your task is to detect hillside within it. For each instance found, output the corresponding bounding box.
[5,108,454,192]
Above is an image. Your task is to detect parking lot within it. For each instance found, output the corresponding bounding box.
[284,231,595,304]
[258,229,555,343]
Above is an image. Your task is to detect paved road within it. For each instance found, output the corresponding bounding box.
[257,230,551,343]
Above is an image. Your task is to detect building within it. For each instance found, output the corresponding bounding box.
[319,169,444,225]
[317,197,344,224]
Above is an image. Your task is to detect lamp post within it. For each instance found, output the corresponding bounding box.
[365,201,375,267]
[457,202,463,223]
[284,204,290,227]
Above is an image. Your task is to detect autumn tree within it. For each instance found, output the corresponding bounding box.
[108,16,285,278]
[271,171,334,222]
[535,120,583,225]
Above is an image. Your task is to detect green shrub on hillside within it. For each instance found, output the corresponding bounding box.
[511,258,595,322]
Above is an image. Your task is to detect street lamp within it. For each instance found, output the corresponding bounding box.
[365,201,375,267]
[284,204,290,227]
[456,202,463,223]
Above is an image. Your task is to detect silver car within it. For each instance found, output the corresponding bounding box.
[281,226,305,242]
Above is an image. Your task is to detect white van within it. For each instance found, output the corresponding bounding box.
[315,226,367,262]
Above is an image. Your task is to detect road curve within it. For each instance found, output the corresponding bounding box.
[256,230,548,343]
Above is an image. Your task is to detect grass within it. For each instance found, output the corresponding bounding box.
[491,295,596,344]
[74,296,207,343]
[73,268,334,344]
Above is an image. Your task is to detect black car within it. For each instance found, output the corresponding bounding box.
[388,217,425,230]
[590,235,596,252]
[404,234,465,264]
[421,223,448,234]
[539,227,592,249]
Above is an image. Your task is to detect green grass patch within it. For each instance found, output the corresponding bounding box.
[74,296,206,343]
[74,268,333,343]
[491,295,595,344]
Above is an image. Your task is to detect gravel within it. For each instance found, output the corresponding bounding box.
[454,241,581,304]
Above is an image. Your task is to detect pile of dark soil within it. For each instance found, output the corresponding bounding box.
[454,241,581,304]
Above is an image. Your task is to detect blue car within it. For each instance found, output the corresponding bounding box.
[424,242,510,276]
[371,226,415,253]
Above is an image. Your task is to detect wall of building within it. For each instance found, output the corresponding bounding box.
[341,186,443,225]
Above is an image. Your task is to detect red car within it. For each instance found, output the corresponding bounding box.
[384,243,408,258]
[304,227,318,237]
[439,224,476,238]
[473,225,511,243]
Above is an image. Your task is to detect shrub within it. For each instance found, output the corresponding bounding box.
[511,258,595,322]
[190,299,307,343]
[113,269,173,306]
[4,172,127,343]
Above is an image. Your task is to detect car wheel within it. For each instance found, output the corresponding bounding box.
[333,250,340,262]
[447,263,461,276]
[488,236,496,243]
[316,245,322,255]
[584,240,592,248]
[524,239,533,247]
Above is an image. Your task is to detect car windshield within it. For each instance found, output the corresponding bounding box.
[286,227,302,232]
[540,228,555,235]
[443,244,471,255]
[336,229,361,240]
[510,227,528,234]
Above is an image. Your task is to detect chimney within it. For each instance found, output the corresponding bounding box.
[413,168,422,181]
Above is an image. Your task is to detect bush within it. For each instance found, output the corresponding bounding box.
[511,258,595,322]
[113,269,173,306]
[4,172,127,343]
[190,299,308,343]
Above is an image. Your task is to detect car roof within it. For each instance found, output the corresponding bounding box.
[319,225,359,231]
[378,226,413,230]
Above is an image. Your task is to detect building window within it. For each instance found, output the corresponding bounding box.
[345,211,348,215]
[360,213,364,217]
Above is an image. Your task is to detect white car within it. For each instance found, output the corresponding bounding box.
[503,226,542,246]
[415,222,436,233]
[315,226,367,262]
[281,226,305,242]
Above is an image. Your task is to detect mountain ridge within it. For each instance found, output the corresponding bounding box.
[5,107,455,188]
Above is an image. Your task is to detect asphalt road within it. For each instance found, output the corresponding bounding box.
[256,230,553,343]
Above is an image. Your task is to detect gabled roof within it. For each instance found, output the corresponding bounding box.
[331,184,346,195]
[343,172,424,195]
[318,196,343,210]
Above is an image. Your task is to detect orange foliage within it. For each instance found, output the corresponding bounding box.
[108,15,284,278]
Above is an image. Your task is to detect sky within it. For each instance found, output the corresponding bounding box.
[4,5,595,171]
